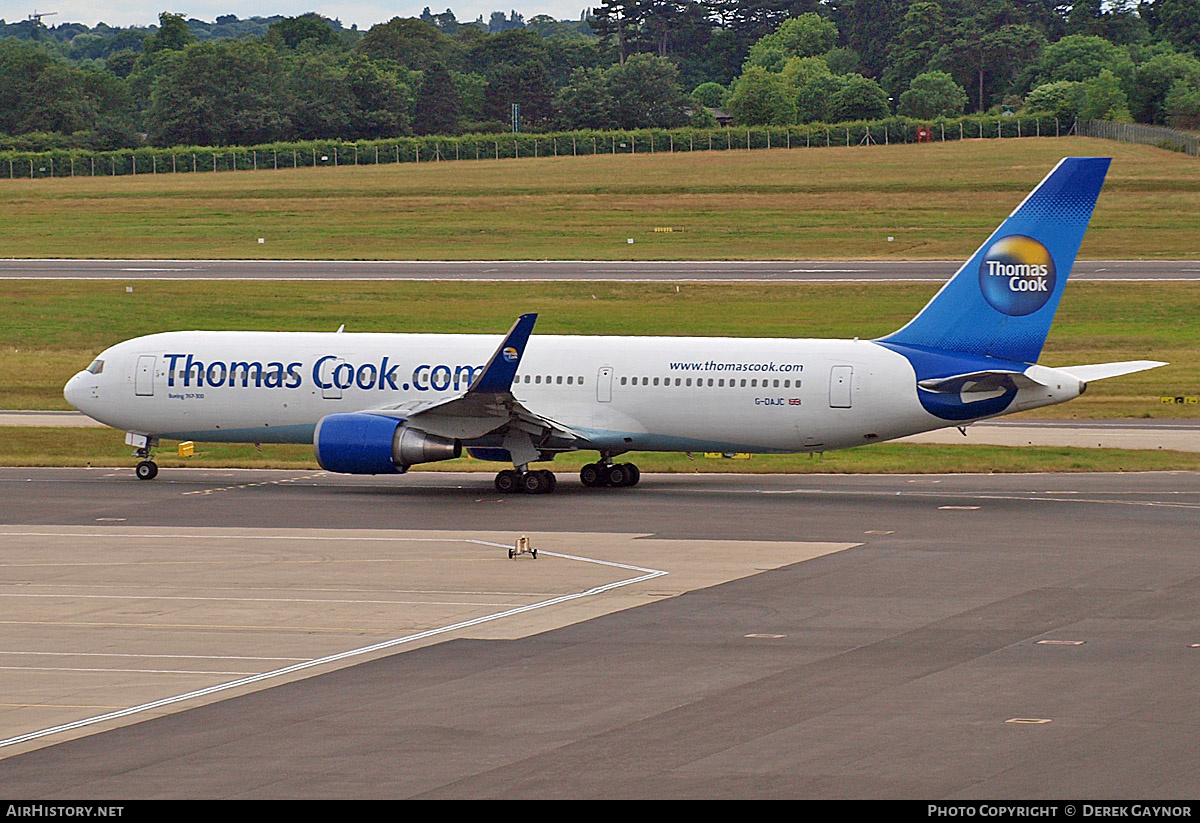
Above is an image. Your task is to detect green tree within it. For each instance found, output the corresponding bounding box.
[746,12,838,69]
[0,40,121,135]
[606,53,690,129]
[883,2,952,93]
[692,81,727,108]
[285,54,353,139]
[1024,80,1087,118]
[1037,34,1135,87]
[1079,68,1131,120]
[483,59,555,127]
[779,55,834,122]
[1158,0,1200,56]
[1164,77,1200,128]
[934,18,1047,112]
[1129,49,1200,123]
[347,57,411,138]
[834,0,907,79]
[143,12,195,56]
[266,14,344,51]
[413,62,461,135]
[897,70,967,118]
[827,73,891,121]
[357,17,453,71]
[726,65,794,125]
[146,41,289,146]
[554,67,614,129]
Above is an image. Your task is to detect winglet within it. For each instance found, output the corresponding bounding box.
[467,313,537,394]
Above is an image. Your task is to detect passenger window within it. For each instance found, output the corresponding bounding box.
[620,377,627,385]
[686,378,692,386]
[557,376,563,384]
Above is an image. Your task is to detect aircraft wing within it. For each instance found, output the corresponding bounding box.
[362,313,584,444]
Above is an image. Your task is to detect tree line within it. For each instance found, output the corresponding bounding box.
[0,1,1197,153]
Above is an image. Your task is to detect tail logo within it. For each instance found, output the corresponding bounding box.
[502,346,519,363]
[978,235,1056,317]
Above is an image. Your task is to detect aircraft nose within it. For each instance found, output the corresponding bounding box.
[63,372,88,410]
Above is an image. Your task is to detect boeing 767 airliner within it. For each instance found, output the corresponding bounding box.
[64,157,1164,493]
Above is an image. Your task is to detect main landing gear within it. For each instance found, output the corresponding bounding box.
[494,468,557,495]
[493,459,641,494]
[579,461,640,489]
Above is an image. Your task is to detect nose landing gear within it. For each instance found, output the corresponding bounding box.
[127,433,159,480]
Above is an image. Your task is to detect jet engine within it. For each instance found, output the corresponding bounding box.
[313,412,460,474]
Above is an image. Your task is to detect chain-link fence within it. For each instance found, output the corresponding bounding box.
[1081,120,1198,157]
[0,115,1080,180]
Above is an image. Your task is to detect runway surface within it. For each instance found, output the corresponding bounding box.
[4,259,1200,282]
[2,467,1200,798]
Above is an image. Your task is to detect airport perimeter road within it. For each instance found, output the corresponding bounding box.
[2,259,1200,282]
[1,468,1200,798]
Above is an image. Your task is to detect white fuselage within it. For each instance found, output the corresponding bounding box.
[64,330,1085,456]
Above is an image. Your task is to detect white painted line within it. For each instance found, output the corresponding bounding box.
[0,536,667,751]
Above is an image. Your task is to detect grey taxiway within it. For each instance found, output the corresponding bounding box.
[1,467,1199,798]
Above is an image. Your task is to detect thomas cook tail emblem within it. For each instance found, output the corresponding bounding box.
[979,235,1056,317]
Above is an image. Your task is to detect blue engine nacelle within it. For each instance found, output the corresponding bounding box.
[314,413,461,474]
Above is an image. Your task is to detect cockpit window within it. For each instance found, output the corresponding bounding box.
[86,359,104,375]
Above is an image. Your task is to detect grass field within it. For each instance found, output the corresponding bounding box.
[2,280,1195,416]
[1,137,1198,260]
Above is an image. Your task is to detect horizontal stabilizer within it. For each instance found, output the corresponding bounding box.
[1057,360,1168,383]
[918,370,1045,394]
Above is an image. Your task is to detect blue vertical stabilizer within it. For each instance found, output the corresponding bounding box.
[880,157,1110,364]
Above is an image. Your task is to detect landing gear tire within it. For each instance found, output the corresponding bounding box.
[495,470,519,494]
[135,460,158,481]
[521,470,555,495]
[580,463,604,487]
[607,463,640,488]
